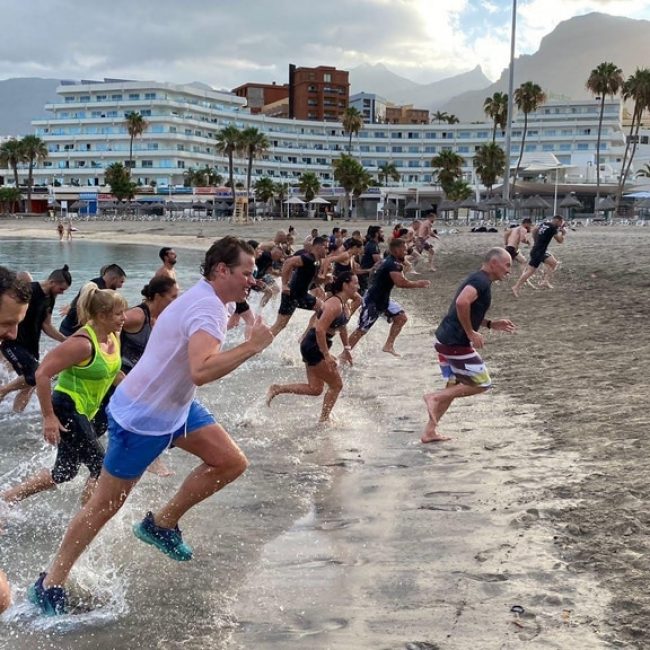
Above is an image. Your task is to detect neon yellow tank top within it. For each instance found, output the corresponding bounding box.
[54,324,121,419]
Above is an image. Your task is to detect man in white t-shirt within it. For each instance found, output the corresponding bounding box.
[29,237,274,616]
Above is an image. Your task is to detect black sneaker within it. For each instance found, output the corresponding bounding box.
[27,572,68,616]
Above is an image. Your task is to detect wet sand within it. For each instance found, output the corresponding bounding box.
[1,217,648,647]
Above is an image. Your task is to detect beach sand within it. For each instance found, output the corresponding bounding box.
[1,216,648,647]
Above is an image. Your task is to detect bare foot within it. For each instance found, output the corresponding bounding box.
[382,346,401,357]
[525,279,537,290]
[266,385,278,407]
[146,457,174,477]
[429,267,437,272]
[420,420,451,443]
[423,392,438,422]
[539,280,554,289]
[511,285,520,298]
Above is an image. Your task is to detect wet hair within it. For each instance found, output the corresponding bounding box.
[159,247,173,261]
[102,263,127,279]
[141,275,176,300]
[76,282,128,325]
[246,240,260,250]
[484,247,509,263]
[201,236,255,279]
[312,236,327,247]
[344,237,363,250]
[389,237,406,253]
[48,264,72,287]
[331,271,356,294]
[0,266,31,304]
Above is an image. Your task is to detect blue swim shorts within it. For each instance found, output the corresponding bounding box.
[103,400,216,480]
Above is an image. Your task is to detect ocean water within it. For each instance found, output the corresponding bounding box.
[0,239,380,649]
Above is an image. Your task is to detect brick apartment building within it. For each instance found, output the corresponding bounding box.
[385,104,430,124]
[231,82,289,114]
[288,65,349,121]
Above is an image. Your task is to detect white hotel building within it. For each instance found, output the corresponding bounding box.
[2,79,629,196]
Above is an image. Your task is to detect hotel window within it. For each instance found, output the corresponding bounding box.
[80,96,90,103]
[142,160,153,168]
[111,94,122,101]
[543,144,554,151]
[374,132,386,138]
[392,146,402,153]
[408,146,419,153]
[577,143,589,150]
[96,95,107,102]
[391,132,403,139]
[177,161,185,168]
[129,94,140,100]
[144,93,156,100]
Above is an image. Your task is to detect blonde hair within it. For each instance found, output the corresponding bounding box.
[76,282,128,325]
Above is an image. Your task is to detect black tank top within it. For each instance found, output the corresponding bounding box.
[325,295,349,333]
[120,303,152,373]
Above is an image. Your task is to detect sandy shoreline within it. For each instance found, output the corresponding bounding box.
[1,217,649,647]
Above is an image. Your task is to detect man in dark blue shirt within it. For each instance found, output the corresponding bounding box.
[512,215,565,297]
[347,238,430,356]
[422,247,516,443]
[357,225,383,294]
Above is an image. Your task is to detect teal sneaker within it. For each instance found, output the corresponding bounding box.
[28,572,68,616]
[133,511,193,561]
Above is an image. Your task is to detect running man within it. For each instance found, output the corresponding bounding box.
[0,265,72,412]
[28,237,273,616]
[503,217,532,267]
[512,215,566,297]
[422,247,515,443]
[155,247,178,282]
[59,264,126,336]
[357,225,383,295]
[271,236,328,336]
[0,266,32,615]
[347,238,430,356]
[416,213,440,271]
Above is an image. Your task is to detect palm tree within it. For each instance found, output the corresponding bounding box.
[239,127,269,210]
[254,176,275,217]
[636,163,650,178]
[446,114,460,124]
[512,81,547,194]
[483,92,509,143]
[183,167,208,187]
[216,125,241,203]
[587,62,624,215]
[273,181,290,219]
[431,149,465,196]
[299,171,320,202]
[0,187,21,214]
[432,111,449,124]
[332,153,366,219]
[341,107,363,153]
[377,161,400,186]
[20,135,48,212]
[0,138,26,192]
[124,112,148,175]
[474,143,506,195]
[105,162,136,201]
[615,68,650,213]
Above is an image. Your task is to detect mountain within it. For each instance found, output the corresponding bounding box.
[349,63,491,110]
[441,12,650,121]
[0,78,61,136]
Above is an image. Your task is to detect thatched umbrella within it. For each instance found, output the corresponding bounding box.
[559,194,582,209]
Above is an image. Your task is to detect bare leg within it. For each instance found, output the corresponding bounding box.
[0,376,29,404]
[347,328,366,352]
[267,368,325,406]
[0,570,11,614]
[13,386,35,413]
[271,313,291,337]
[312,364,343,422]
[383,313,407,356]
[80,476,98,506]
[43,471,139,588]
[1,468,56,504]
[146,456,174,477]
[153,423,249,529]
[512,265,537,297]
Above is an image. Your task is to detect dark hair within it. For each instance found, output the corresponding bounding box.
[344,237,363,250]
[49,264,72,286]
[0,266,31,304]
[331,271,356,294]
[141,275,176,300]
[159,247,173,261]
[312,236,327,247]
[103,263,127,279]
[398,228,409,237]
[389,237,406,253]
[201,236,255,279]
[331,227,340,235]
[365,225,381,242]
[246,240,260,249]
[522,218,532,225]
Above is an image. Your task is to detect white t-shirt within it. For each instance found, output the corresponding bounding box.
[109,279,228,436]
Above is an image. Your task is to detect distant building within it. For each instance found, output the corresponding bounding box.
[350,92,388,124]
[288,65,349,122]
[231,82,289,114]
[385,104,430,125]
[261,96,290,119]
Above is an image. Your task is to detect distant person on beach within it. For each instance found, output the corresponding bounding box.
[421,247,515,443]
[56,221,64,241]
[1,283,125,508]
[416,213,440,271]
[59,264,126,336]
[27,237,273,616]
[0,266,31,614]
[155,247,178,282]
[267,271,358,422]
[512,215,566,296]
[0,265,72,412]
[65,220,73,241]
[346,238,430,357]
[504,218,532,266]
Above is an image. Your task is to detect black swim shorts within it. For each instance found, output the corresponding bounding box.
[278,292,317,317]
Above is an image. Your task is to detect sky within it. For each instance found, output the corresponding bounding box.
[1,0,649,88]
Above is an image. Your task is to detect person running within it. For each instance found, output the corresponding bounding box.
[421,248,515,443]
[0,266,31,615]
[155,247,178,282]
[267,272,358,422]
[322,237,364,313]
[416,213,439,271]
[271,236,328,336]
[0,266,72,412]
[28,237,273,616]
[252,243,284,309]
[59,264,126,336]
[1,283,126,508]
[357,225,383,295]
[512,215,566,297]
[56,221,64,241]
[503,217,532,267]
[347,238,430,356]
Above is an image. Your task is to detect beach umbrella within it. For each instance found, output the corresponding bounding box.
[284,196,305,205]
[559,194,582,209]
[521,196,539,209]
[309,196,330,204]
[597,196,617,211]
[458,197,479,209]
[404,200,421,211]
[437,199,456,212]
[484,195,513,208]
[419,201,434,212]
[532,194,552,210]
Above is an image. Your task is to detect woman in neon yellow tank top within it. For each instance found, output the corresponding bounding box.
[1,283,127,506]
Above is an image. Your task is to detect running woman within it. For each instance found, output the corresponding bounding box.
[267,271,358,422]
[1,283,126,507]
